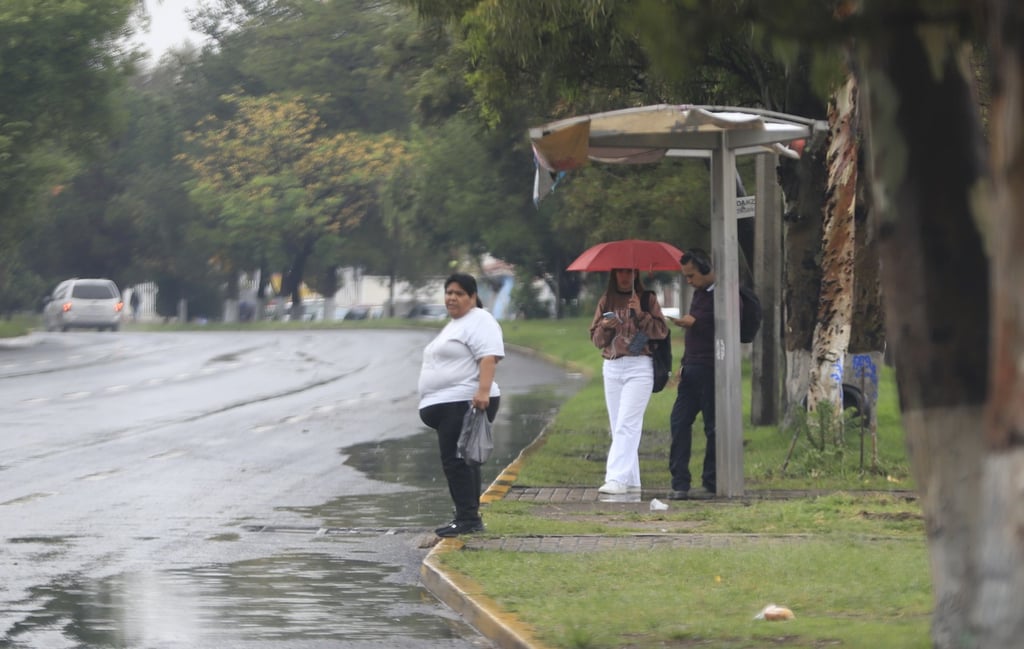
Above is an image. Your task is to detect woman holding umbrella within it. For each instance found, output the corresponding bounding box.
[589,268,669,494]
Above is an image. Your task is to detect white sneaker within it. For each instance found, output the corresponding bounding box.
[598,480,628,494]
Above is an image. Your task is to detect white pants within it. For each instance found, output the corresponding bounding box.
[602,355,653,486]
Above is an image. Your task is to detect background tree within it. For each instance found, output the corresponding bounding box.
[180,92,407,313]
[0,0,140,309]
[195,0,414,133]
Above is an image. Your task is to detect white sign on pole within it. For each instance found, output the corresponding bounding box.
[736,195,756,219]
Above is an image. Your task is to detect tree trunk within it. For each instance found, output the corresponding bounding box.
[286,240,315,318]
[807,75,858,427]
[977,0,1024,644]
[849,158,885,354]
[857,9,992,646]
[320,265,340,321]
[783,349,812,429]
[222,272,240,323]
[779,130,826,428]
[779,131,826,357]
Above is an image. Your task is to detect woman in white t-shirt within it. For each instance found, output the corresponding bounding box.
[418,273,504,537]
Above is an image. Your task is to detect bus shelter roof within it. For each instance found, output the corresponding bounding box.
[530,104,819,202]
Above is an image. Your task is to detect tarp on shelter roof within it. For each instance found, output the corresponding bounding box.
[530,104,813,203]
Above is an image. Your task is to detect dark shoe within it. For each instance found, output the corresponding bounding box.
[689,487,715,499]
[668,489,690,500]
[435,519,485,537]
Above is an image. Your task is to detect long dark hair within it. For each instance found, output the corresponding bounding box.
[445,273,484,308]
[603,268,645,306]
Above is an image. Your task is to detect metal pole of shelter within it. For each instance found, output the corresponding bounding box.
[710,132,744,497]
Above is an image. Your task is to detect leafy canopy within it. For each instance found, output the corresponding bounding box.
[179,92,408,275]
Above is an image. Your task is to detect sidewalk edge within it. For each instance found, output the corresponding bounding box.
[419,424,555,649]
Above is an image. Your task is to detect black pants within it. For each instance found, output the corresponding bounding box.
[669,364,716,492]
[419,398,500,522]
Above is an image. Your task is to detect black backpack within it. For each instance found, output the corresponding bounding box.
[739,285,763,344]
[641,291,672,392]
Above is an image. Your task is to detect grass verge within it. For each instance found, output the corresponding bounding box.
[0,314,38,338]
[439,316,931,649]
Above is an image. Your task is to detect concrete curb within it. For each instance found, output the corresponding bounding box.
[419,422,555,649]
[420,539,548,649]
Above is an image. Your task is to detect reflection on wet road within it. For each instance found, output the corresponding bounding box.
[0,331,581,648]
[15,554,468,647]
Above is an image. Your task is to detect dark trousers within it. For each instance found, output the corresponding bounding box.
[669,364,716,492]
[419,398,500,522]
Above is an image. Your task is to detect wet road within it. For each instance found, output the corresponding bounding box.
[0,329,580,648]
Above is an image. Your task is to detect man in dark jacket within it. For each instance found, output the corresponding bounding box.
[666,248,717,499]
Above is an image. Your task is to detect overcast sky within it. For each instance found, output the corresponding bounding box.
[134,0,208,62]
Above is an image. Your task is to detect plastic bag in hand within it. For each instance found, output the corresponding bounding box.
[457,406,494,466]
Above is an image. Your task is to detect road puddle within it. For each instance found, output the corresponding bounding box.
[282,387,571,529]
[8,553,472,647]
[3,380,580,647]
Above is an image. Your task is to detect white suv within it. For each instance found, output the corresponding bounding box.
[43,278,124,332]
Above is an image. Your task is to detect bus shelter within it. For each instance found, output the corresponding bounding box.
[530,104,825,497]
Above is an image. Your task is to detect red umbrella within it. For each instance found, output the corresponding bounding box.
[567,239,684,273]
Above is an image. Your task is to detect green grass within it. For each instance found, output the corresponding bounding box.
[484,491,924,539]
[501,316,914,493]
[444,538,931,649]
[443,317,931,649]
[0,314,39,338]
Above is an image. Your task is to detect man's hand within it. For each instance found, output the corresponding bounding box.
[672,315,696,328]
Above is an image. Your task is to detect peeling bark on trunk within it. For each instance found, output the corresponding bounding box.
[857,12,991,647]
[808,76,858,424]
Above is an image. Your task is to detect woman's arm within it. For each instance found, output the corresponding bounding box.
[473,355,499,409]
[589,301,616,349]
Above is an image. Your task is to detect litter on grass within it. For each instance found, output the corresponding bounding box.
[649,498,668,511]
[754,604,795,621]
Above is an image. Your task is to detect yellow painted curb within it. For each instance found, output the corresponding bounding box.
[421,540,551,649]
[420,420,557,649]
